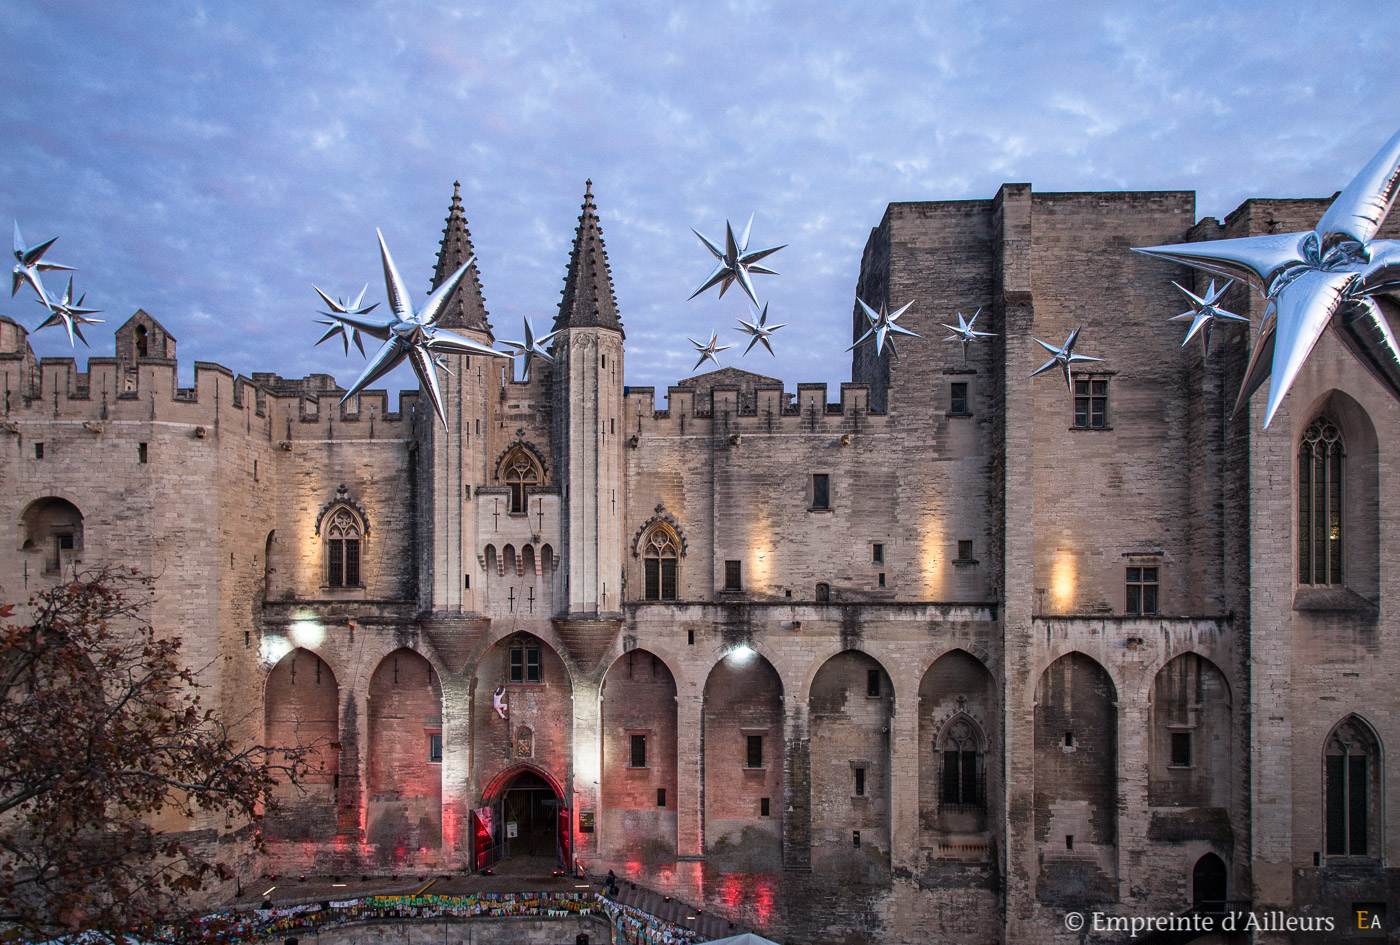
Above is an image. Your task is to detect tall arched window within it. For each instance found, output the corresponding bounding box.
[1300,417,1344,585]
[499,446,543,515]
[324,506,364,588]
[642,523,679,600]
[1325,717,1380,857]
[940,716,984,809]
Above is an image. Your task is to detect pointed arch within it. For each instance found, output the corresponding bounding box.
[495,443,546,514]
[808,650,893,869]
[264,647,339,839]
[1295,390,1379,600]
[919,649,996,841]
[1324,714,1382,858]
[1034,652,1118,903]
[367,649,443,858]
[19,496,83,574]
[703,649,784,869]
[637,519,682,601]
[317,491,367,589]
[600,649,679,860]
[1149,652,1232,808]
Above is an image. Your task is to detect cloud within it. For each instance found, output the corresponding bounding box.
[2,0,1398,393]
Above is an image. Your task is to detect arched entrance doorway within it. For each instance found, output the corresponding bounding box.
[1193,852,1228,905]
[475,765,569,872]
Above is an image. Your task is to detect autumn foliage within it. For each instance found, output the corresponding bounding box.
[0,569,307,942]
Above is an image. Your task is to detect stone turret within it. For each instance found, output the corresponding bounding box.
[552,180,625,621]
[431,181,492,335]
[552,180,623,337]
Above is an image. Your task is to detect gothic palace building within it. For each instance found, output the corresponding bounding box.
[1,180,1396,944]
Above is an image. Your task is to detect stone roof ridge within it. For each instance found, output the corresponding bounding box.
[431,180,493,335]
[553,179,624,336]
[117,308,178,341]
[676,365,784,389]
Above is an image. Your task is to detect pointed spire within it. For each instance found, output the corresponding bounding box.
[431,180,492,333]
[554,179,624,336]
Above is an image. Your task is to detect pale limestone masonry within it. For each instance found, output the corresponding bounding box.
[1,179,1396,944]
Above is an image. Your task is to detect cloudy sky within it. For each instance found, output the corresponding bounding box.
[4,1,1397,399]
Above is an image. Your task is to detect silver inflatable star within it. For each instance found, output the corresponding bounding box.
[849,297,920,356]
[689,215,785,307]
[1170,279,1249,356]
[312,284,379,356]
[735,303,786,356]
[689,331,732,371]
[320,230,506,426]
[34,275,102,347]
[12,222,75,306]
[1135,126,1400,427]
[501,317,560,382]
[940,308,995,360]
[1030,325,1104,391]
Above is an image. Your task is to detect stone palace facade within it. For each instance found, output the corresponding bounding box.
[0,179,1396,943]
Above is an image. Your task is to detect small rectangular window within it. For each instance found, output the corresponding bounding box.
[428,733,443,763]
[687,629,695,646]
[760,797,770,817]
[1170,731,1192,767]
[811,473,830,510]
[867,669,880,697]
[34,442,43,459]
[1064,731,1074,748]
[509,646,541,683]
[138,442,148,464]
[957,539,974,561]
[630,734,647,768]
[878,572,886,587]
[854,767,866,797]
[656,788,666,808]
[872,543,884,564]
[1126,566,1159,615]
[852,830,861,847]
[724,560,742,591]
[1065,835,1074,851]
[746,734,764,768]
[950,381,969,414]
[1073,376,1109,429]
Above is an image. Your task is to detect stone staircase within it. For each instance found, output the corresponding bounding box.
[607,876,747,942]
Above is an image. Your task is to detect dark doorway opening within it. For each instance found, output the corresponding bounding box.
[503,771,558,857]
[1192,852,1228,905]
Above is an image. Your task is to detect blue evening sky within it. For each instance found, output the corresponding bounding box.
[4,1,1397,399]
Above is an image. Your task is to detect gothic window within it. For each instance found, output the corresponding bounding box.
[642,523,680,600]
[498,446,543,515]
[1300,417,1344,585]
[940,717,984,809]
[1325,717,1380,857]
[324,506,364,588]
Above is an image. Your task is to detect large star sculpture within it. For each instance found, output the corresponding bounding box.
[689,331,732,371]
[12,222,74,306]
[1170,279,1248,356]
[1135,126,1400,428]
[735,303,786,356]
[34,276,102,347]
[849,296,920,356]
[311,284,379,356]
[1030,326,1104,391]
[940,308,996,360]
[317,230,506,426]
[501,317,560,382]
[689,215,785,307]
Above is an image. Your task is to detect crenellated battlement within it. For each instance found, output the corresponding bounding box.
[623,379,885,439]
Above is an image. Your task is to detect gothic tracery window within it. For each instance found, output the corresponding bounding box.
[642,523,679,600]
[940,716,984,809]
[1299,417,1344,585]
[325,506,364,588]
[500,447,543,515]
[1325,717,1379,857]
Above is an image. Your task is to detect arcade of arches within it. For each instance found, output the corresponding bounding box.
[258,642,1283,903]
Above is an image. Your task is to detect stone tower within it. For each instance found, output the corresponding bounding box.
[551,181,625,619]
[422,182,497,613]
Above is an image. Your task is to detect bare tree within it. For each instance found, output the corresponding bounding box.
[0,568,309,942]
